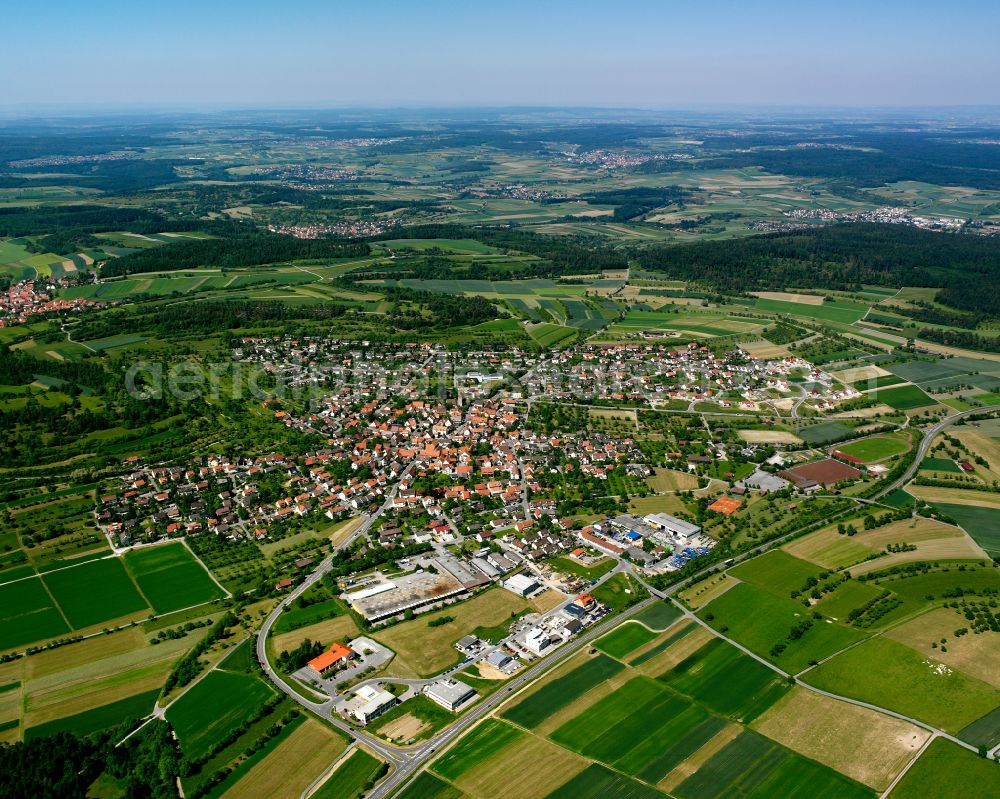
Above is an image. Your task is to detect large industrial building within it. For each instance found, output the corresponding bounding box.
[343,567,469,622]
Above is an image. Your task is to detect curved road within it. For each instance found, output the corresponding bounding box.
[255,404,1000,797]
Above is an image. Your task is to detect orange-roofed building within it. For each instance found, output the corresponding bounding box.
[708,496,743,515]
[307,643,357,676]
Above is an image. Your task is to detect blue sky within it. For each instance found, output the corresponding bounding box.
[3,0,999,109]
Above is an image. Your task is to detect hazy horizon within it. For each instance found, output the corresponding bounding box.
[3,0,999,109]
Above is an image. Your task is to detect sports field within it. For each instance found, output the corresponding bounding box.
[123,543,225,614]
[834,433,910,462]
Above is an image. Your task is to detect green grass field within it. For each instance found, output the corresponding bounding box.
[594,623,659,660]
[123,543,225,614]
[633,601,682,631]
[729,550,825,598]
[798,422,856,446]
[806,637,1000,736]
[659,637,791,723]
[432,719,524,781]
[675,729,873,799]
[41,558,149,629]
[396,772,464,799]
[628,624,697,668]
[546,763,666,799]
[500,654,624,729]
[888,738,1000,799]
[698,583,866,673]
[920,457,962,473]
[754,298,868,324]
[312,748,385,799]
[550,676,726,784]
[272,597,345,634]
[167,670,275,760]
[547,556,616,581]
[834,434,910,462]
[932,503,1000,556]
[871,384,936,410]
[0,577,70,650]
[24,688,160,740]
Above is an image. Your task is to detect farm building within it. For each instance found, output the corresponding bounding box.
[307,643,357,676]
[424,678,479,712]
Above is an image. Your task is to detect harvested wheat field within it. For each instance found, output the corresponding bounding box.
[752,688,929,791]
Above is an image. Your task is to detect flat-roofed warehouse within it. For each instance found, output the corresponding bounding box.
[642,513,702,542]
[344,568,467,622]
[424,678,479,711]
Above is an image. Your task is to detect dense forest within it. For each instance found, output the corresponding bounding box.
[100,232,370,277]
[70,299,352,340]
[574,186,689,220]
[635,223,1000,315]
[0,720,181,799]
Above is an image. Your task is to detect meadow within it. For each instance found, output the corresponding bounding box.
[313,748,386,799]
[167,669,275,760]
[594,623,659,660]
[805,637,1000,737]
[373,588,532,677]
[932,503,1000,556]
[870,384,936,410]
[696,583,867,673]
[123,543,225,614]
[0,578,70,651]
[753,297,869,324]
[887,738,1000,799]
[729,550,826,598]
[41,557,148,630]
[432,719,524,782]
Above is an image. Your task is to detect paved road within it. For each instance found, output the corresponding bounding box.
[259,404,1000,796]
[881,404,1000,496]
